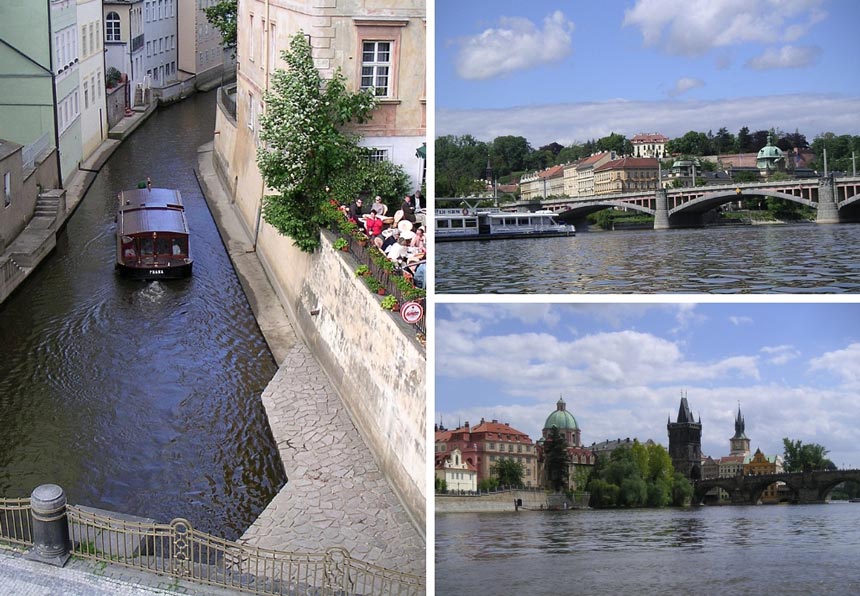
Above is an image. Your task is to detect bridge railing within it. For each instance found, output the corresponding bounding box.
[0,494,424,596]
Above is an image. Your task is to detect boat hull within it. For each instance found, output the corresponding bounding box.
[436,230,574,242]
[116,262,193,280]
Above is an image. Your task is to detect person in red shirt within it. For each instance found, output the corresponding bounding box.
[364,209,384,238]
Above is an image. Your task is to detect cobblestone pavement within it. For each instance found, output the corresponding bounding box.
[239,345,425,577]
[197,146,425,578]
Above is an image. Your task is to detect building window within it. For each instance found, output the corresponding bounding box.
[3,172,10,208]
[249,15,255,62]
[106,12,121,42]
[361,41,390,96]
[247,92,255,130]
[83,82,89,109]
[367,148,389,162]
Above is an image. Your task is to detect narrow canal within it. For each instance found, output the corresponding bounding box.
[0,91,286,540]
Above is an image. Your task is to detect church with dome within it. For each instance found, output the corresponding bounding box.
[536,397,595,491]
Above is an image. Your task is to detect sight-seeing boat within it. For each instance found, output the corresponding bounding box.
[435,202,574,242]
[115,187,192,279]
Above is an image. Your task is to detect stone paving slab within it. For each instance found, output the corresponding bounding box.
[239,345,425,577]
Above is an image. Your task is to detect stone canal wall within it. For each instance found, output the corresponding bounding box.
[436,491,550,513]
[210,104,425,531]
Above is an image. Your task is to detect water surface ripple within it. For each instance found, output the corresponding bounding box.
[436,223,860,293]
[436,505,860,594]
[0,91,285,539]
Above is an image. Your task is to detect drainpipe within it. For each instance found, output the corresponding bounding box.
[47,0,63,189]
[252,0,272,252]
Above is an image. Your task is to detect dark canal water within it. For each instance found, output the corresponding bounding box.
[436,504,860,594]
[0,91,286,539]
[436,223,860,293]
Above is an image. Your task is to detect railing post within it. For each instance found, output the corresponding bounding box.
[25,484,70,567]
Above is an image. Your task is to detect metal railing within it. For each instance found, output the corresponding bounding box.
[0,497,33,547]
[22,133,52,171]
[0,498,423,595]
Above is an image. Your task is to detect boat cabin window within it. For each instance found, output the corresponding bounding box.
[465,219,477,228]
[171,238,187,255]
[438,220,449,228]
[156,237,171,255]
[140,237,154,256]
[451,219,463,228]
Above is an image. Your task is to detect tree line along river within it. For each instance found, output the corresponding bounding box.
[0,91,286,540]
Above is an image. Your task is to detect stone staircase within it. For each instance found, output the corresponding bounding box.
[33,191,61,222]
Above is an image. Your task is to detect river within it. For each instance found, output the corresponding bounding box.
[435,223,860,293]
[436,504,860,594]
[0,91,286,540]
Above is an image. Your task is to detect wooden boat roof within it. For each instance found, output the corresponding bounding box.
[118,187,184,211]
[117,187,188,236]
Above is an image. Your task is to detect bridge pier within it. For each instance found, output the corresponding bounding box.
[816,175,841,224]
[654,189,670,230]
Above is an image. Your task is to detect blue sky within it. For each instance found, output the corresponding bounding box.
[435,0,860,146]
[435,303,860,468]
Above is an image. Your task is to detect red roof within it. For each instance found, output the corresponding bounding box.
[539,164,565,179]
[632,133,669,143]
[594,157,659,172]
[577,152,612,169]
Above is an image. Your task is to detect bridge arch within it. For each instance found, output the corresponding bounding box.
[557,201,655,222]
[669,189,817,217]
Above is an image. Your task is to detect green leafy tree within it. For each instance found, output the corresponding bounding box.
[597,132,632,157]
[204,0,237,56]
[671,472,693,506]
[783,438,836,472]
[491,458,525,488]
[257,33,376,252]
[737,126,753,153]
[478,477,499,492]
[435,476,447,493]
[435,134,491,197]
[543,426,570,492]
[492,135,533,176]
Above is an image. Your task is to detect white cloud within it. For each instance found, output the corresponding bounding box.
[623,0,826,56]
[668,77,705,97]
[729,315,754,326]
[809,343,860,386]
[455,11,574,80]
[436,94,860,147]
[745,45,823,70]
[760,344,801,365]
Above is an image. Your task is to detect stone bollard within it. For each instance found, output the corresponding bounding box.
[25,484,71,567]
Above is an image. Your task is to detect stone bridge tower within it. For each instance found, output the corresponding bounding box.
[730,404,751,457]
[668,395,702,480]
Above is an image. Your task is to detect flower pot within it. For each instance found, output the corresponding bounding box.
[377,288,386,295]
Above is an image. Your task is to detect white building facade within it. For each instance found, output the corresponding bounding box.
[77,0,108,160]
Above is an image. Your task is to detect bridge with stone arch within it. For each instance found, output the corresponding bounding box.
[510,176,860,230]
[693,469,860,505]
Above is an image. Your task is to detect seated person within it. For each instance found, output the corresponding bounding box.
[385,237,410,262]
[347,198,364,222]
[380,229,399,252]
[364,210,384,237]
[371,196,387,217]
[410,227,425,250]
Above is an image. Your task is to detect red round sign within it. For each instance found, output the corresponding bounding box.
[400,301,424,324]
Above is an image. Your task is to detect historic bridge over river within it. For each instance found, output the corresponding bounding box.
[512,176,860,229]
[694,469,860,505]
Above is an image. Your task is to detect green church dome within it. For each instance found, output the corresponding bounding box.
[756,130,784,171]
[545,398,579,430]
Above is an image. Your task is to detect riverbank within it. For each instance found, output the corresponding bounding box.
[0,102,157,305]
[195,143,425,577]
